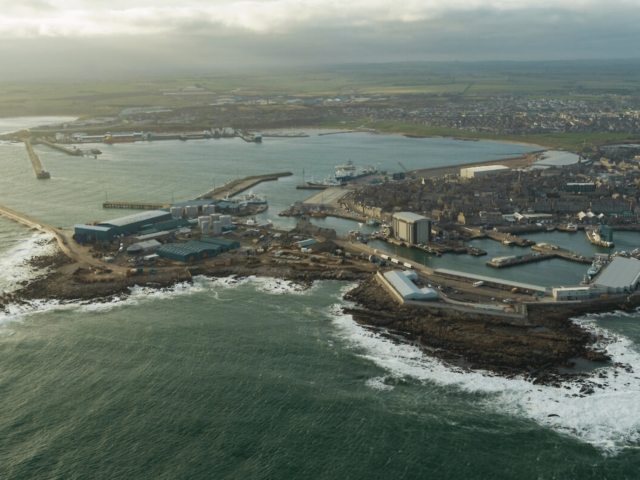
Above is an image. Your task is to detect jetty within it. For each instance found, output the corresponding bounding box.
[24,140,50,179]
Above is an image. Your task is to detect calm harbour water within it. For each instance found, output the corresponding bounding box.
[2,120,640,478]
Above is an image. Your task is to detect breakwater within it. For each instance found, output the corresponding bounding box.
[197,172,292,200]
[24,140,50,179]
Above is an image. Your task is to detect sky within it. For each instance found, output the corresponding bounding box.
[0,0,639,79]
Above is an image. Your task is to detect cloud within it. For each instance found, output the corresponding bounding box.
[0,0,635,38]
[0,0,639,78]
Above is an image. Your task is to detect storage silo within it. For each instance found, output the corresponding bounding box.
[220,215,231,226]
[198,216,209,228]
[212,221,222,236]
[170,207,183,218]
[210,214,221,223]
[203,205,217,215]
[185,206,198,218]
[201,220,210,236]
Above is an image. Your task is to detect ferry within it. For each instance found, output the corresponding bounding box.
[334,160,378,183]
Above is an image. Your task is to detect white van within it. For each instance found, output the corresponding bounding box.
[473,281,484,287]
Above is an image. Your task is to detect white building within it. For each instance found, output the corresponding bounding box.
[552,286,607,301]
[392,212,431,245]
[460,165,510,178]
[383,271,438,301]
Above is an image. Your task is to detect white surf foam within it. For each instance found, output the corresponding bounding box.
[0,233,57,293]
[330,303,640,455]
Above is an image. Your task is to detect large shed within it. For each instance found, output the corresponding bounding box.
[198,237,241,252]
[98,210,172,236]
[594,257,640,294]
[73,224,115,243]
[383,271,438,301]
[156,241,222,262]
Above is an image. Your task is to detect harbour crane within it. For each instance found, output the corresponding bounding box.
[398,161,416,179]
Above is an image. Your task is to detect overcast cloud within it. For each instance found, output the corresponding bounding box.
[0,0,638,79]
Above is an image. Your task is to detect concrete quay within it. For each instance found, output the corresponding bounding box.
[36,139,82,156]
[103,202,170,210]
[24,140,50,179]
[531,243,593,264]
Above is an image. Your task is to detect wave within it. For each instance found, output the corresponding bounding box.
[0,272,318,328]
[0,233,57,293]
[330,303,640,455]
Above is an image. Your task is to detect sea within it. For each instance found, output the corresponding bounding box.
[1,118,640,479]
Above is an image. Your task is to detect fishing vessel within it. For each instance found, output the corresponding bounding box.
[585,226,614,248]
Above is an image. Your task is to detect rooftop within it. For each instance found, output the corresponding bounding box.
[393,212,431,223]
[595,257,640,290]
[99,210,169,228]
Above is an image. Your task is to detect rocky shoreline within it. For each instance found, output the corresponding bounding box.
[1,242,630,389]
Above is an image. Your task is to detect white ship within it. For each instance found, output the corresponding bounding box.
[334,160,377,183]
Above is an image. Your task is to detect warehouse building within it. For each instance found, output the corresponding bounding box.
[383,270,438,301]
[460,165,510,178]
[594,257,640,294]
[156,241,223,263]
[392,212,431,245]
[73,224,116,243]
[198,237,241,252]
[97,210,172,236]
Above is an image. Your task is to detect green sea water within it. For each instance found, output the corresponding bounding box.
[2,121,640,478]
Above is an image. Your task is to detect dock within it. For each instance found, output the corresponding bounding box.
[196,172,292,200]
[531,243,593,263]
[24,140,50,179]
[35,139,82,156]
[103,202,170,210]
[486,252,555,268]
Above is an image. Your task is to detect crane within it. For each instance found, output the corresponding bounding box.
[398,161,416,179]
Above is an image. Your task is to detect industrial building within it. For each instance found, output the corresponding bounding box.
[383,270,438,301]
[73,224,116,243]
[594,257,640,294]
[392,212,431,245]
[460,165,510,178]
[198,237,240,252]
[156,241,223,263]
[97,210,172,236]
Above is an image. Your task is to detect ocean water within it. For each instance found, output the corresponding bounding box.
[2,121,640,478]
